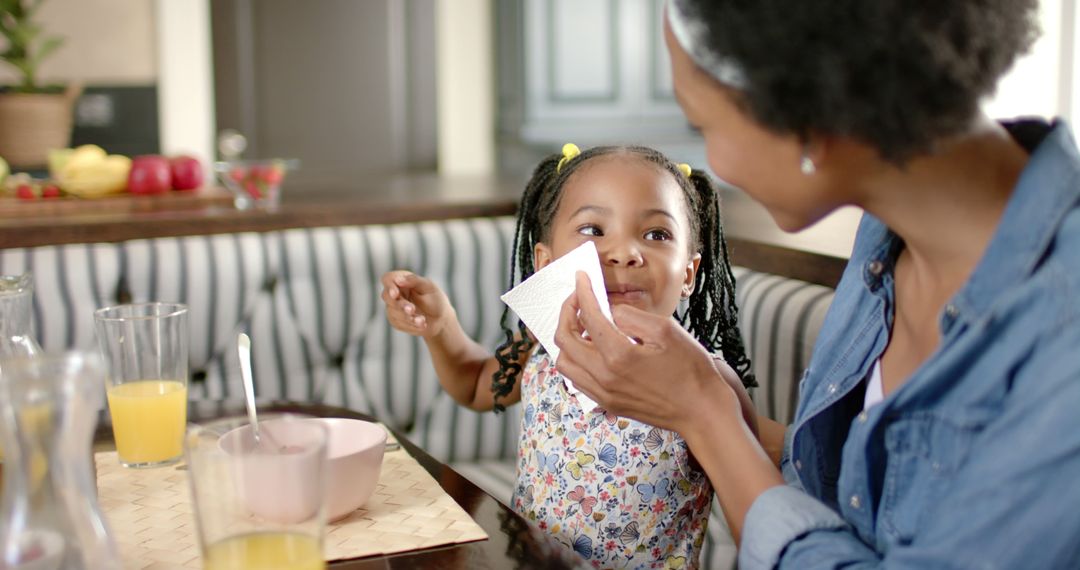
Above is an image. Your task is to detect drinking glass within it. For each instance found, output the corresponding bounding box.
[94,302,188,468]
[186,415,329,570]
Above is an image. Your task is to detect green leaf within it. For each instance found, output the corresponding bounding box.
[9,22,37,49]
[1,0,61,88]
[27,0,47,19]
[30,33,61,65]
[0,0,25,19]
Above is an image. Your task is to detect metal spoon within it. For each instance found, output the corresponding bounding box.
[237,333,261,446]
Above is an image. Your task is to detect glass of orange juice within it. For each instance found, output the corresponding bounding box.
[185,415,329,570]
[94,302,189,468]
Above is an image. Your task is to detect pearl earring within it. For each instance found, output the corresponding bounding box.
[800,154,816,175]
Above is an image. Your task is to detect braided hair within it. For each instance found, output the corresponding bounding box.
[491,146,755,411]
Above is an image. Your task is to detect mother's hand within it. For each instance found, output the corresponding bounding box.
[554,272,744,434]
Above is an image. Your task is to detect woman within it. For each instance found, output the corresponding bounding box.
[555,0,1080,567]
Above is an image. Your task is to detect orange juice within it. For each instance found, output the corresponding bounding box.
[203,532,325,570]
[107,380,187,465]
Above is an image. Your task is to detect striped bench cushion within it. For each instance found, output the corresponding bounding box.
[0,216,832,462]
[732,267,834,425]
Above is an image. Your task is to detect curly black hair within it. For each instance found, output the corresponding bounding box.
[491,146,755,411]
[676,0,1039,162]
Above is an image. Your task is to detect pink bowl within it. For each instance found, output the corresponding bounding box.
[219,417,328,524]
[218,416,387,523]
[314,417,388,521]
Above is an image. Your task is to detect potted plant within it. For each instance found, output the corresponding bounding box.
[0,0,80,169]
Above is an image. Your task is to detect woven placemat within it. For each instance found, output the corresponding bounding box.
[95,430,488,569]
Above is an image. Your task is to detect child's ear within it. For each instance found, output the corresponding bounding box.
[534,242,554,270]
[682,252,702,298]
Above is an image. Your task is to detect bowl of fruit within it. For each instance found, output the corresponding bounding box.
[214,159,299,210]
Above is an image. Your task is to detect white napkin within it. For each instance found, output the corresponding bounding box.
[500,241,611,414]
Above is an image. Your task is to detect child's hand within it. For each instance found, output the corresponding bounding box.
[381,271,452,338]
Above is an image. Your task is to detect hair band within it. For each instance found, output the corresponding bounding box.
[667,0,749,89]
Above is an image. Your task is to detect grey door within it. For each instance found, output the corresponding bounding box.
[212,0,437,194]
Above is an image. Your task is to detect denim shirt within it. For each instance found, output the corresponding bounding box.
[740,121,1080,569]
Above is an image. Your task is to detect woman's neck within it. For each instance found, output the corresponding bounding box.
[858,118,1029,291]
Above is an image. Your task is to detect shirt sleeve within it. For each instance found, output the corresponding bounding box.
[739,485,864,568]
[740,325,1080,569]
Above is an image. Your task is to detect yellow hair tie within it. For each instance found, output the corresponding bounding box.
[677,163,692,177]
[557,143,581,173]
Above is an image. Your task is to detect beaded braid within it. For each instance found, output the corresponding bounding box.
[677,170,756,388]
[491,154,560,410]
[491,146,755,410]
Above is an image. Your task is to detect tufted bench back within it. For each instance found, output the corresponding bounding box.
[0,216,833,465]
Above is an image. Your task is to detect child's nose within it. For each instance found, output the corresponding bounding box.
[602,243,643,267]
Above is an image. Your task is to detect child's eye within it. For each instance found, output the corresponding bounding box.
[644,229,673,241]
[577,225,603,237]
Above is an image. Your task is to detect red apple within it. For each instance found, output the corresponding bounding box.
[128,155,172,195]
[169,155,204,191]
[15,184,35,200]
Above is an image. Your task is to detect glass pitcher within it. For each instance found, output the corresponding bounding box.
[0,352,121,569]
[0,273,43,360]
[1,273,43,466]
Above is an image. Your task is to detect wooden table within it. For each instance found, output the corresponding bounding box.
[91,400,587,570]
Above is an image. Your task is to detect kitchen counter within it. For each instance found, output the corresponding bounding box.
[0,173,858,287]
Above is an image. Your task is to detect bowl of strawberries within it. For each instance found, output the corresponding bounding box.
[215,158,299,210]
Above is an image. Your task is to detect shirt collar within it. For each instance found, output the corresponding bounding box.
[852,121,1080,322]
[957,120,1080,319]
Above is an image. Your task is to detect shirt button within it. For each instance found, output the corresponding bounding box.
[795,459,803,470]
[827,383,838,394]
[945,303,959,318]
[857,411,868,423]
[850,495,861,509]
[867,260,884,276]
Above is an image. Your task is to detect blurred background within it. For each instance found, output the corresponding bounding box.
[1,0,1075,195]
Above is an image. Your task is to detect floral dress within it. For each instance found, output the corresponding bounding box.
[511,350,712,569]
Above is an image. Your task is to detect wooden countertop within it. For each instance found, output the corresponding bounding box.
[0,174,520,247]
[0,174,859,287]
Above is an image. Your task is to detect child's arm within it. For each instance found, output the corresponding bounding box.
[712,356,786,467]
[713,356,759,439]
[756,416,786,468]
[381,270,527,411]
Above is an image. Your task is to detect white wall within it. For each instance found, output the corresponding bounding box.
[0,0,156,85]
[983,0,1073,122]
[154,0,215,168]
[436,0,495,175]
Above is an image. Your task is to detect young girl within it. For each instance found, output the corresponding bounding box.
[381,144,756,569]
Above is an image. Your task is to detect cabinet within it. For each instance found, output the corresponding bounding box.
[506,0,698,146]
